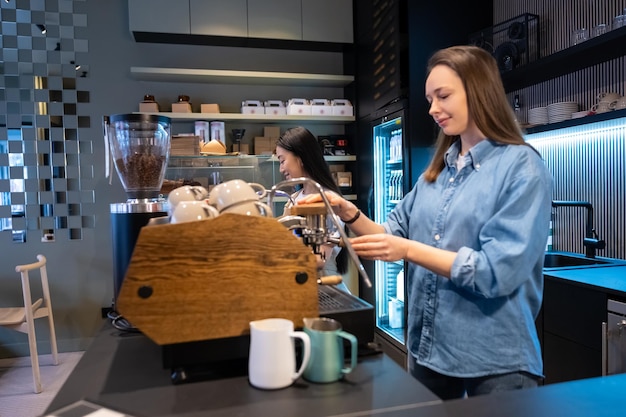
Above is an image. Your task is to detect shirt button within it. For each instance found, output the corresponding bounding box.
[434,234,440,241]
[449,177,454,182]
[475,163,480,169]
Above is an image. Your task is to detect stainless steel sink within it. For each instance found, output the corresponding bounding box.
[543,252,625,270]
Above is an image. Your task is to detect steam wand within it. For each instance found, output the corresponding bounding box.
[268,177,372,288]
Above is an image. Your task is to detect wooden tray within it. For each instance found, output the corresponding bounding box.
[116,213,319,345]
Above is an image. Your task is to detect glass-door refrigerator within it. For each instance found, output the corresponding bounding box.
[370,104,409,357]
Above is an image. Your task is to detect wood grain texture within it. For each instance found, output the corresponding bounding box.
[116,214,319,345]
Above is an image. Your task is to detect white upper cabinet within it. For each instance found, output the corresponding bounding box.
[128,0,190,34]
[247,0,302,41]
[190,0,248,38]
[302,0,353,43]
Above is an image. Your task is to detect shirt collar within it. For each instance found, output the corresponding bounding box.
[444,139,499,171]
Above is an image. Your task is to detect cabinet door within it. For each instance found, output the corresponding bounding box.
[190,0,248,37]
[128,0,190,34]
[302,0,353,43]
[543,332,601,384]
[247,0,302,41]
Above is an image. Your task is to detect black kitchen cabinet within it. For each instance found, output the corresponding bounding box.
[541,277,607,384]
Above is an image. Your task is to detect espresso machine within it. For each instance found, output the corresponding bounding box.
[104,114,171,315]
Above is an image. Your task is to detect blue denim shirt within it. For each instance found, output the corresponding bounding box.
[383,139,552,378]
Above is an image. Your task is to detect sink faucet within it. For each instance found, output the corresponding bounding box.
[551,200,606,258]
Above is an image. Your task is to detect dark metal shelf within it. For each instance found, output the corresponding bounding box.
[524,108,626,135]
[502,26,626,92]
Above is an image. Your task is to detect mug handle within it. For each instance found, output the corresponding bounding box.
[248,182,268,199]
[191,186,209,200]
[254,201,274,217]
[205,204,220,218]
[338,331,358,375]
[290,331,311,382]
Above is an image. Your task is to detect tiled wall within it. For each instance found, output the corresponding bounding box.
[494,0,626,259]
[0,0,92,244]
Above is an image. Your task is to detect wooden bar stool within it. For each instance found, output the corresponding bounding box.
[0,254,59,393]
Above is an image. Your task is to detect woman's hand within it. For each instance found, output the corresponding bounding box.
[348,234,410,262]
[297,191,353,219]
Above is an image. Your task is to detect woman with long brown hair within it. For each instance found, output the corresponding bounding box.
[299,45,552,398]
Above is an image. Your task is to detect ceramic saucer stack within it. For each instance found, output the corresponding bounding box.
[547,101,579,124]
[528,106,548,125]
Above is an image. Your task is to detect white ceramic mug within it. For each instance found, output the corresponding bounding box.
[207,179,267,212]
[591,101,614,114]
[614,96,626,110]
[248,318,311,390]
[220,200,273,217]
[168,185,209,212]
[170,200,219,224]
[597,92,621,103]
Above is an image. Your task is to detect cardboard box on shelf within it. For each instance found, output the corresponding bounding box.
[170,135,201,156]
[336,172,352,188]
[172,102,193,113]
[328,164,346,173]
[263,126,280,139]
[200,103,220,113]
[139,101,159,112]
[232,143,250,154]
[254,137,275,155]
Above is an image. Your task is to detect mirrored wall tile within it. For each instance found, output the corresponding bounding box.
[9,168,23,181]
[12,217,27,230]
[81,215,94,228]
[80,190,94,204]
[78,140,91,153]
[54,203,68,216]
[77,116,89,128]
[56,216,67,228]
[25,191,38,204]
[67,178,79,191]
[67,190,81,203]
[39,217,54,229]
[52,166,65,178]
[68,203,80,215]
[68,215,81,228]
[27,218,40,230]
[55,192,66,204]
[27,204,40,217]
[69,229,81,240]
[23,153,38,165]
[66,165,79,179]
[52,178,66,191]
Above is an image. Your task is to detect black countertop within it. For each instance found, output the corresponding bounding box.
[45,323,442,416]
[544,264,626,297]
[46,320,626,417]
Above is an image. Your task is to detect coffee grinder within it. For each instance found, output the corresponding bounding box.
[104,114,171,314]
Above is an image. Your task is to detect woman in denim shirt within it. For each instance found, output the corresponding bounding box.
[299,45,552,399]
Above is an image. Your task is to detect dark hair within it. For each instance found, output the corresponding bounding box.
[276,127,342,195]
[276,127,348,274]
[423,45,531,182]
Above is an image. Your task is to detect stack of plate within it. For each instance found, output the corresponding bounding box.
[547,101,579,123]
[528,106,548,125]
